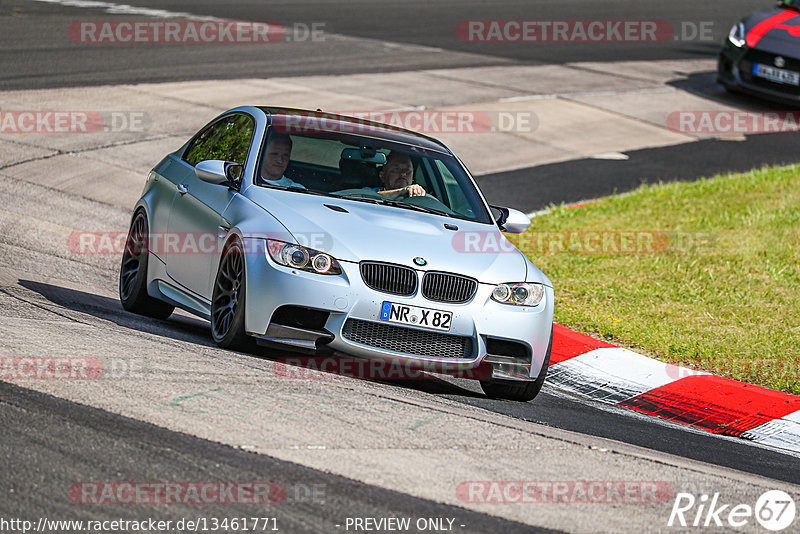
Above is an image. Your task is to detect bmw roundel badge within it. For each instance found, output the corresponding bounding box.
[413,257,427,266]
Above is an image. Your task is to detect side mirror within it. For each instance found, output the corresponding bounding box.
[491,206,531,234]
[195,160,243,189]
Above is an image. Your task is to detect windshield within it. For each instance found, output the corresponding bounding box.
[255,127,493,224]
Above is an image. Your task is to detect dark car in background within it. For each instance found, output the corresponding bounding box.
[718,0,800,104]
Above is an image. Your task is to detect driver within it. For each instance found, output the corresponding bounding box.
[260,134,306,188]
[371,152,426,199]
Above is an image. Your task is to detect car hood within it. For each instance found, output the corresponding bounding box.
[245,187,543,286]
[744,7,800,54]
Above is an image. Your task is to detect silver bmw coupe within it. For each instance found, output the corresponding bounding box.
[119,107,554,401]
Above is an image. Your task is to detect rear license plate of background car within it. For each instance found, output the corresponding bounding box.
[380,301,452,332]
[753,63,800,85]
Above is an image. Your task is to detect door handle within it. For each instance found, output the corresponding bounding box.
[177,183,189,195]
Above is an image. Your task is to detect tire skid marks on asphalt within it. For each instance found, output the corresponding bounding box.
[743,410,800,451]
[546,347,692,404]
[619,375,800,438]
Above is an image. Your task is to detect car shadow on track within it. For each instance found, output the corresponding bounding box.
[666,70,798,110]
[18,278,215,345]
[273,353,487,398]
[17,279,484,399]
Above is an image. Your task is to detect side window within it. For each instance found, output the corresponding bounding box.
[183,114,255,167]
[184,119,227,166]
[208,114,255,165]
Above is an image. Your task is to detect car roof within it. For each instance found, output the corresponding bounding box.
[258,106,452,154]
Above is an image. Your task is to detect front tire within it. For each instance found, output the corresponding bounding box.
[119,210,174,319]
[211,238,255,351]
[480,328,553,402]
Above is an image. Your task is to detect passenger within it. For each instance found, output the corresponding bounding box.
[260,134,305,188]
[371,152,426,199]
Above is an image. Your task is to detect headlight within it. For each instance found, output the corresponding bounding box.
[266,240,341,275]
[728,22,746,48]
[491,282,544,307]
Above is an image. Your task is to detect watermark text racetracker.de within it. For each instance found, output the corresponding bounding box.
[0,356,151,381]
[0,357,102,380]
[69,481,286,505]
[457,20,716,43]
[668,110,800,135]
[273,356,491,381]
[457,480,674,504]
[68,231,332,255]
[69,20,326,44]
[0,517,281,533]
[0,111,149,134]
[272,109,538,135]
[69,230,715,256]
[453,230,716,255]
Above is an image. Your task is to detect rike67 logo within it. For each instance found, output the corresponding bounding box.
[668,490,796,531]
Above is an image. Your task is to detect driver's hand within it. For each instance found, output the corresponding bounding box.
[405,184,426,197]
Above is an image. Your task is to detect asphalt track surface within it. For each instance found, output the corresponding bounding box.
[2,0,800,531]
[477,132,800,211]
[7,279,800,486]
[0,380,543,533]
[0,0,769,89]
[4,0,798,212]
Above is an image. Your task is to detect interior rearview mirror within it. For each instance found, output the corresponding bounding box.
[340,148,387,165]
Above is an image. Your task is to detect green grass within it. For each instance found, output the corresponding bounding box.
[510,164,800,394]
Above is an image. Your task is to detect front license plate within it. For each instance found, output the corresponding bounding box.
[753,63,800,86]
[380,301,452,332]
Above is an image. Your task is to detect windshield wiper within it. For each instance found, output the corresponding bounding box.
[376,198,453,217]
[266,185,332,197]
[330,195,383,204]
[325,193,453,217]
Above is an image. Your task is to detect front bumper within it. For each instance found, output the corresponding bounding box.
[242,243,554,380]
[718,44,800,105]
